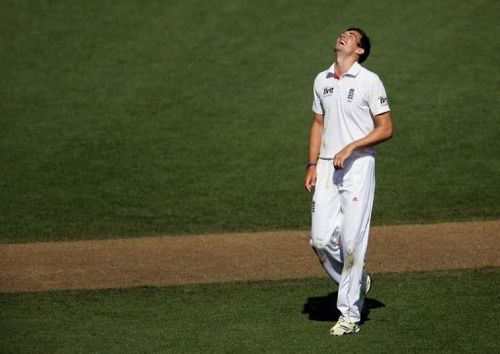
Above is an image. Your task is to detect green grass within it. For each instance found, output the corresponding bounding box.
[1,268,499,353]
[1,0,499,242]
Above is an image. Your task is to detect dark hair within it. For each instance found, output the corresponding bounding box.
[347,27,371,63]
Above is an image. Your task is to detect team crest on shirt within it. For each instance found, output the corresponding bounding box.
[347,88,355,102]
[322,86,334,96]
[379,96,389,106]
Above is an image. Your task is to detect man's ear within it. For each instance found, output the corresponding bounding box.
[355,47,365,56]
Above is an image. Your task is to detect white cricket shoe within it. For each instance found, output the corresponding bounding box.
[330,316,360,336]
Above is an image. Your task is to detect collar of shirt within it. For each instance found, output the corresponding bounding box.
[327,61,362,79]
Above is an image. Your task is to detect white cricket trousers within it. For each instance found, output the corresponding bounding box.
[310,155,375,323]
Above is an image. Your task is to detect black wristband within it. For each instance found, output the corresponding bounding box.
[306,162,317,169]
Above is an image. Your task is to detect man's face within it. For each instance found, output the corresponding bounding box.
[334,30,363,56]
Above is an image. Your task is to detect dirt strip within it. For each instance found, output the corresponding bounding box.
[1,220,499,293]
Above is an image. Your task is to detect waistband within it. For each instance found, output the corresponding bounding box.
[319,151,375,160]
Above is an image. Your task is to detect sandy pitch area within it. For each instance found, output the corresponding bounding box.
[1,220,499,293]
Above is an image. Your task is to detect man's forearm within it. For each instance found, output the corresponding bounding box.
[333,112,393,169]
[350,125,392,151]
[349,112,393,152]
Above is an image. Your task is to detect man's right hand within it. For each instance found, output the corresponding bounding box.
[305,166,317,192]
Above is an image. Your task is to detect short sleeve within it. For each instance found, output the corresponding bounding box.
[312,78,324,115]
[368,76,390,116]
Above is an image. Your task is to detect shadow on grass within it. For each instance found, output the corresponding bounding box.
[302,291,385,324]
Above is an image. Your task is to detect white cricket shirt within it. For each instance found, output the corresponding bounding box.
[312,62,390,158]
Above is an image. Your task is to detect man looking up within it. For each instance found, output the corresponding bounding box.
[305,27,393,336]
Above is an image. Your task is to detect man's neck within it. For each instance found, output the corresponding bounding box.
[334,53,358,76]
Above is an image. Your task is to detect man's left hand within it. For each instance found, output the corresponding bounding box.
[333,144,355,169]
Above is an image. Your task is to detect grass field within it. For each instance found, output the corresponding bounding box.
[1,1,499,352]
[1,0,499,243]
[1,268,499,353]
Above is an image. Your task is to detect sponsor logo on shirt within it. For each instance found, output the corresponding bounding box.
[379,96,389,106]
[323,87,334,96]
